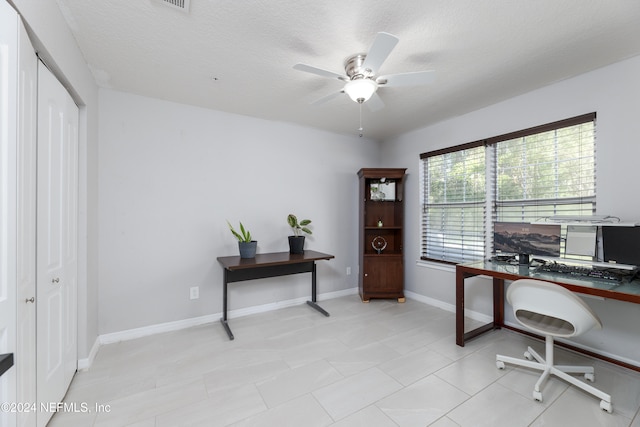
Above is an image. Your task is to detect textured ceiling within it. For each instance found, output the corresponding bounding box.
[56,0,640,141]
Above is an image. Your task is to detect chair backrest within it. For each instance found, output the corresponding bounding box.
[507,279,602,338]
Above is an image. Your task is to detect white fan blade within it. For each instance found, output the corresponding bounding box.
[377,70,435,87]
[361,32,399,74]
[365,92,385,112]
[311,90,344,106]
[293,63,347,81]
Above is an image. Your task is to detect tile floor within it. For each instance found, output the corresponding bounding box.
[50,295,640,426]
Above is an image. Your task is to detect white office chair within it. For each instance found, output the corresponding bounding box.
[496,279,613,413]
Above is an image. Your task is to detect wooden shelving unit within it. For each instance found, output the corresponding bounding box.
[357,168,406,302]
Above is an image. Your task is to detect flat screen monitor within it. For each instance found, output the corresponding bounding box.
[565,225,597,257]
[602,226,640,267]
[494,222,562,261]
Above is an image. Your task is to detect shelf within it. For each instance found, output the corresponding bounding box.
[365,226,402,230]
[364,253,402,257]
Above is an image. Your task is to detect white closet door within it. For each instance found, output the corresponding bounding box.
[16,13,38,427]
[0,2,19,427]
[36,61,78,427]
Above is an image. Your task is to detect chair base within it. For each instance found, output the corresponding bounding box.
[496,337,612,413]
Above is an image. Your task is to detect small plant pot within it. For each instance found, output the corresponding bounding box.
[288,236,305,254]
[238,241,257,258]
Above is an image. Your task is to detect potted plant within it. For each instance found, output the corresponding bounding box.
[287,214,312,254]
[227,221,257,258]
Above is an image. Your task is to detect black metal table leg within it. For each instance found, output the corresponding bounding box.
[306,300,330,316]
[221,270,234,340]
[220,318,234,340]
[0,353,14,378]
[307,262,330,317]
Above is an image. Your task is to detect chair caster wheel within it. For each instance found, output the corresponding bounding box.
[600,400,612,413]
[524,351,533,360]
[496,360,505,370]
[585,372,595,382]
[533,391,543,402]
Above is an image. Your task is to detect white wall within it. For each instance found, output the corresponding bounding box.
[10,0,99,360]
[98,89,378,334]
[383,54,640,365]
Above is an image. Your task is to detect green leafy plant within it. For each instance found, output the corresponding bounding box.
[287,214,312,236]
[227,221,253,242]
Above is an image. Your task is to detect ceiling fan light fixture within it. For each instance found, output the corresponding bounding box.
[344,78,377,103]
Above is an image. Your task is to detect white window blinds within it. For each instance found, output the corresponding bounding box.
[494,118,596,223]
[421,144,486,263]
[421,113,596,264]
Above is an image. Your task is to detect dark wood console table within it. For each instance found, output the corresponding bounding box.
[456,260,640,371]
[216,250,335,340]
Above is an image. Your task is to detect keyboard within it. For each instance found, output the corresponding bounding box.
[534,262,628,282]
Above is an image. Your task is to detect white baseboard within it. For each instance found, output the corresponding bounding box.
[77,336,100,371]
[221,287,357,320]
[405,290,493,324]
[83,287,358,369]
[99,312,219,345]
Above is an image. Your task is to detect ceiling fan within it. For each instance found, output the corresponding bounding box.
[293,32,435,112]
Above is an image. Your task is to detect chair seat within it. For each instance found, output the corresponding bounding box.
[515,310,574,336]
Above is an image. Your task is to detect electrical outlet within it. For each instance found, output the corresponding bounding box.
[189,286,199,300]
[346,266,351,275]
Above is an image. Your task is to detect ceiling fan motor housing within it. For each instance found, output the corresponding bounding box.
[345,54,373,80]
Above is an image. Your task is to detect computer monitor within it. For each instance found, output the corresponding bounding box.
[494,222,562,264]
[565,225,597,257]
[602,226,640,267]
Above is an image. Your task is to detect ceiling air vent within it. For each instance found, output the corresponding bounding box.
[154,0,190,13]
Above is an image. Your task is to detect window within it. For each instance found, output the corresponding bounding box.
[420,143,486,263]
[421,113,596,264]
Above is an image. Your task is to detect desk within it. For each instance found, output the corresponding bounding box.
[217,250,335,340]
[456,260,640,370]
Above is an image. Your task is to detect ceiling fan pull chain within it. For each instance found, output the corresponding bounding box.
[358,101,364,138]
